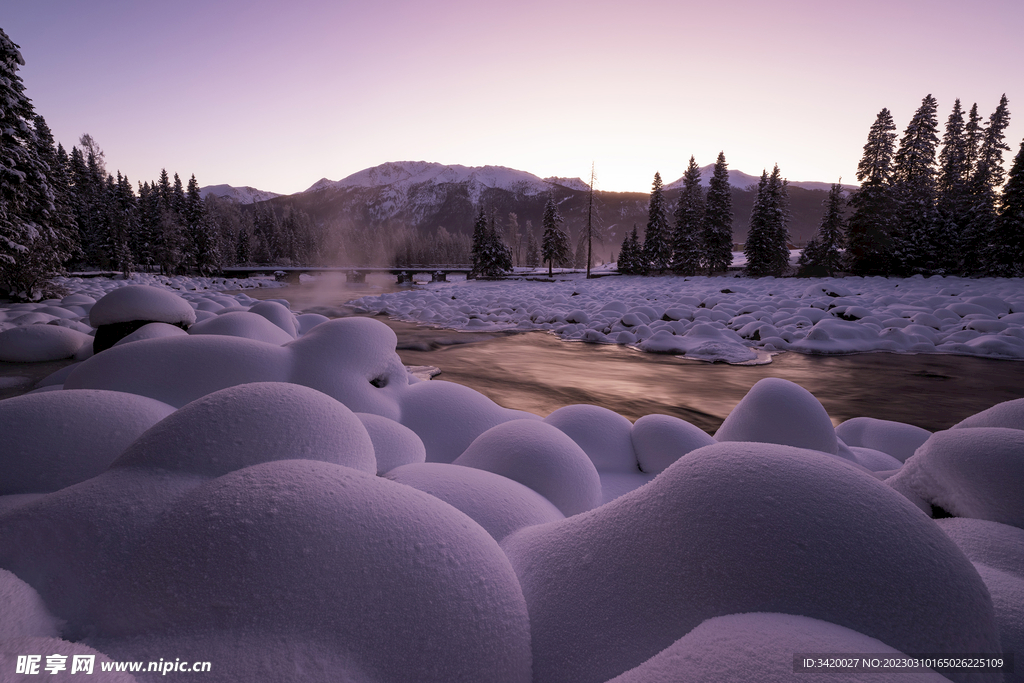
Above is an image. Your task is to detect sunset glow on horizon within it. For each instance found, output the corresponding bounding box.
[5,0,1023,195]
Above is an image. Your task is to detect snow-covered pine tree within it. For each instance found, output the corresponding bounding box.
[470,208,488,277]
[744,171,774,277]
[485,212,513,277]
[643,172,671,272]
[797,182,845,277]
[846,108,897,275]
[890,94,940,275]
[769,167,792,276]
[184,174,219,275]
[525,229,540,267]
[0,28,60,298]
[541,197,569,276]
[105,172,137,277]
[31,116,78,275]
[702,151,734,274]
[966,95,1012,275]
[934,99,972,274]
[671,156,704,276]
[617,228,634,274]
[993,138,1024,274]
[618,224,646,275]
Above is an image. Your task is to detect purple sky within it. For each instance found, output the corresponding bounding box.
[5,0,1023,194]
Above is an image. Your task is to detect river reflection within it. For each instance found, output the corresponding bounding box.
[243,280,1024,432]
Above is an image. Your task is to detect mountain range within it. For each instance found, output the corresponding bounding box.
[201,161,857,258]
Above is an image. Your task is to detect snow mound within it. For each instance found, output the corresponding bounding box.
[789,318,899,354]
[112,321,188,346]
[631,414,716,474]
[543,404,639,473]
[453,419,602,516]
[188,310,295,345]
[938,518,1024,683]
[639,323,757,363]
[385,462,564,542]
[63,334,289,408]
[296,312,330,335]
[0,325,91,362]
[0,568,61,639]
[399,379,534,463]
[715,377,839,454]
[88,285,196,327]
[952,397,1024,430]
[355,412,426,474]
[501,441,998,683]
[835,417,932,462]
[247,299,298,337]
[0,390,176,494]
[113,382,376,476]
[95,460,532,683]
[607,613,953,683]
[887,428,1024,528]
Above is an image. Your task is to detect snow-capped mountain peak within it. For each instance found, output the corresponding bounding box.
[199,184,281,204]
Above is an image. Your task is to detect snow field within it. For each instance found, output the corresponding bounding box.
[346,273,1024,363]
[0,281,1022,682]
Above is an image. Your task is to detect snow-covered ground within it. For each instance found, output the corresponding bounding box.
[0,278,1022,682]
[344,269,1024,364]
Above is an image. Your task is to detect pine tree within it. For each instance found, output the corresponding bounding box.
[890,94,940,275]
[541,197,569,276]
[470,208,489,277]
[0,28,60,297]
[643,172,671,272]
[702,151,734,274]
[846,108,897,275]
[993,138,1024,274]
[967,95,1012,274]
[486,212,513,276]
[744,166,790,277]
[671,156,704,275]
[184,174,219,275]
[744,172,774,276]
[30,116,78,275]
[525,229,540,267]
[934,99,972,273]
[104,172,137,277]
[797,182,846,277]
[617,225,645,275]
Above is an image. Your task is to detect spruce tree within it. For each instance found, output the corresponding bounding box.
[703,151,734,274]
[744,171,774,276]
[541,197,569,276]
[470,208,489,277]
[846,108,897,275]
[671,156,704,275]
[184,174,219,275]
[994,138,1024,274]
[769,167,792,275]
[934,99,972,273]
[797,182,845,277]
[643,172,671,272]
[618,228,635,274]
[31,116,78,275]
[967,95,1012,274]
[525,230,540,267]
[0,28,59,297]
[890,94,940,275]
[618,225,645,275]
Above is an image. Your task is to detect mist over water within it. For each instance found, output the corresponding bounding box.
[244,281,1024,432]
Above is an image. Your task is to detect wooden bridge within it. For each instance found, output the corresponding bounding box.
[220,266,475,284]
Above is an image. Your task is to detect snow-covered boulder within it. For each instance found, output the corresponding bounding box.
[0,325,92,362]
[544,404,639,472]
[355,412,426,474]
[631,414,715,474]
[453,419,602,516]
[247,300,298,337]
[187,310,295,345]
[836,417,931,462]
[952,397,1024,430]
[887,427,1024,528]
[501,441,999,683]
[714,377,839,454]
[607,613,953,683]
[0,390,176,494]
[113,382,376,476]
[88,285,196,352]
[112,321,189,346]
[0,568,62,639]
[385,462,564,542]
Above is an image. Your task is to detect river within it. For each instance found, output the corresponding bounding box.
[240,277,1024,433]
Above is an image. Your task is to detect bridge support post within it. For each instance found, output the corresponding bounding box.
[346,270,366,283]
[396,271,413,284]
[431,270,448,282]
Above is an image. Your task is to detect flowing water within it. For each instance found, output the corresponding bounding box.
[4,275,1021,430]
[243,278,1024,433]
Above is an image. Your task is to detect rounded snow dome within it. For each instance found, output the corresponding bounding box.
[89,285,197,328]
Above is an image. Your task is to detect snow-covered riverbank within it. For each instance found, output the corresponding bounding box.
[0,277,1022,682]
[340,273,1024,364]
